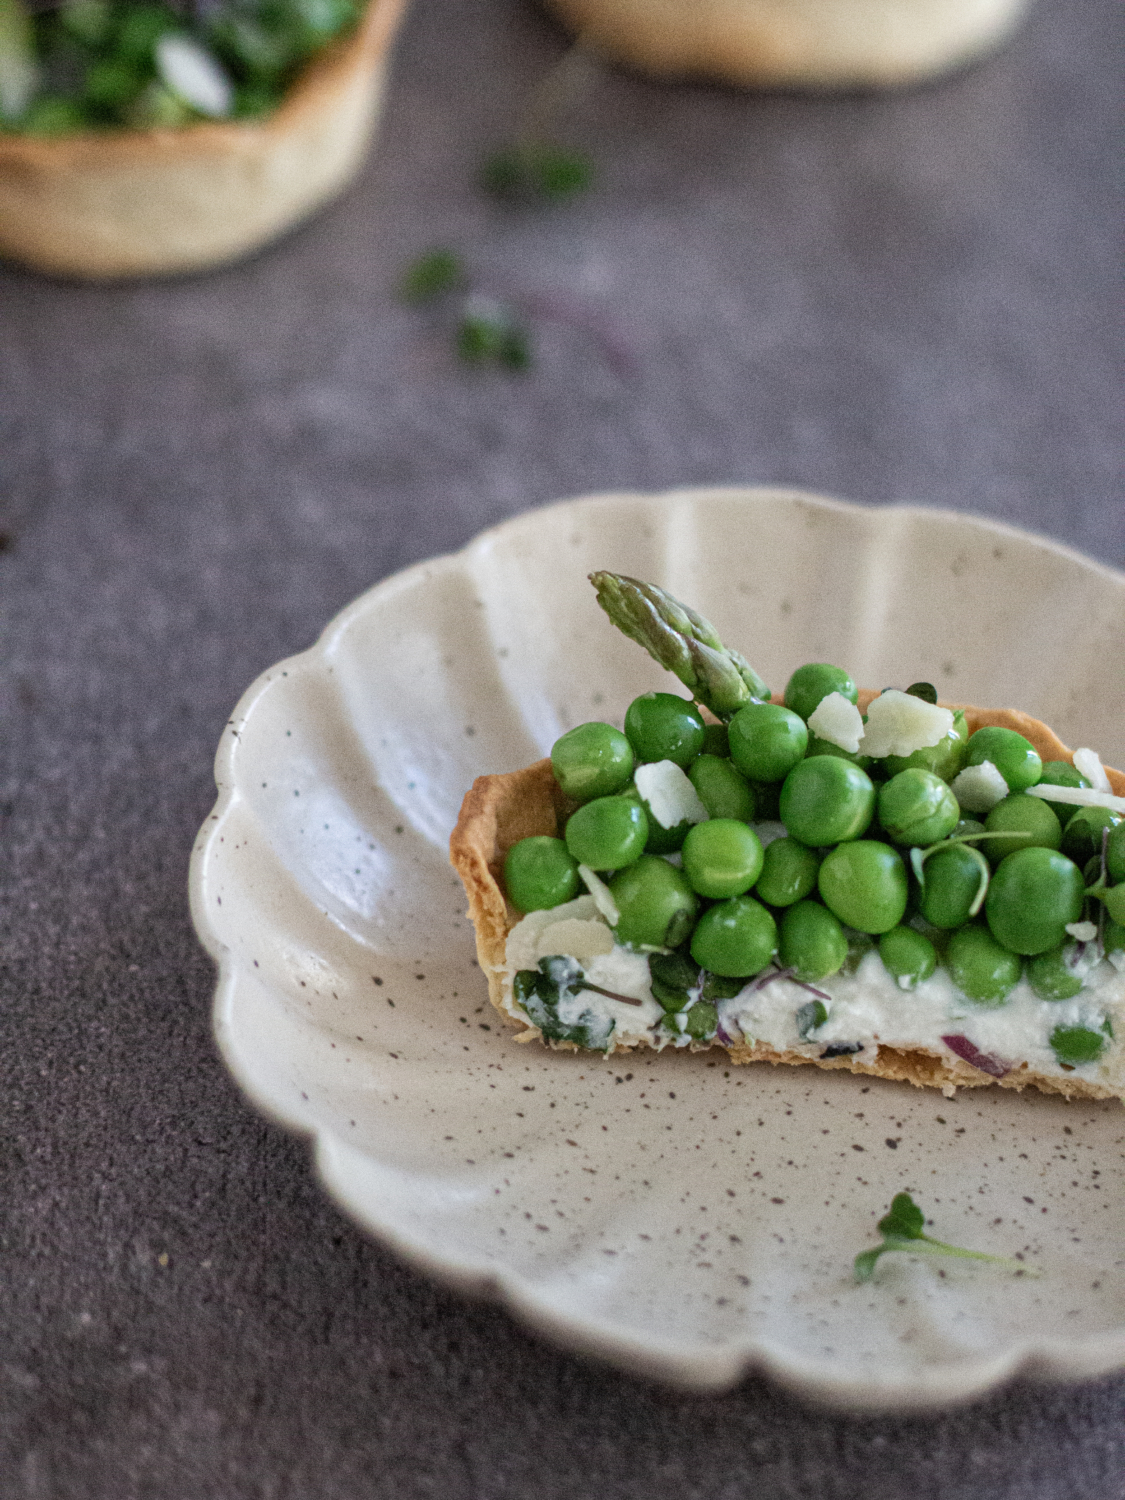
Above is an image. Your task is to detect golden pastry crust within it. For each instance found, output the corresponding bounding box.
[543,0,1029,89]
[0,0,406,279]
[450,696,1125,1098]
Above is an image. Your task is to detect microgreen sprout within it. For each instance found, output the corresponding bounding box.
[456,297,531,369]
[911,830,1028,917]
[481,142,593,203]
[399,248,465,303]
[854,1192,1035,1284]
[481,39,596,204]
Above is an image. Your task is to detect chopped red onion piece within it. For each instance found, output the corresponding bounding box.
[942,1034,1010,1078]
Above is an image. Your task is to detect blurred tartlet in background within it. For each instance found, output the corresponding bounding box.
[0,0,407,279]
[541,0,1031,88]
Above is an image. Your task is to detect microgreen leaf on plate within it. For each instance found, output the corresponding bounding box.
[854,1192,1035,1283]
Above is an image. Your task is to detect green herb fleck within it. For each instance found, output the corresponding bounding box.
[795,999,828,1040]
[514,954,643,1051]
[854,1192,1034,1284]
[647,951,698,1013]
[398,248,465,304]
[481,143,593,203]
[1050,1021,1110,1066]
[456,298,531,369]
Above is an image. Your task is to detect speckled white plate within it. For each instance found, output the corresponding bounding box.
[190,488,1125,1410]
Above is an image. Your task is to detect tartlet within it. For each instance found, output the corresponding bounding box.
[542,0,1030,89]
[451,695,1125,1100]
[0,0,407,279]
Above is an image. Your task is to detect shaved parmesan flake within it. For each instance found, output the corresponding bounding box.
[536,915,615,963]
[156,35,233,117]
[951,760,1009,813]
[505,895,602,972]
[858,690,954,759]
[1074,748,1112,793]
[808,691,864,753]
[634,760,708,830]
[577,864,621,926]
[1027,783,1125,814]
[1065,921,1099,943]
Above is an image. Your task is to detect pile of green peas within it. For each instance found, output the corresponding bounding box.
[0,0,360,134]
[503,662,1125,1056]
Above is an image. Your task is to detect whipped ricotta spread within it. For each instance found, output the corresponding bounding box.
[501,896,1125,1091]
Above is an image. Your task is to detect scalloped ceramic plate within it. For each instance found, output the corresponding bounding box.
[190,488,1125,1410]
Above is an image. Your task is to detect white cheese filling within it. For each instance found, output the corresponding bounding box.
[500,897,1125,1087]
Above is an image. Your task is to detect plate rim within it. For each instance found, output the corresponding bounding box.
[189,485,1125,1409]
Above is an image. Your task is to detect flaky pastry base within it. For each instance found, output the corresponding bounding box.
[450,694,1125,1099]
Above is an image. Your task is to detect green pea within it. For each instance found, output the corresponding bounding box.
[60,0,112,46]
[754,836,820,907]
[883,710,969,783]
[1027,945,1085,1001]
[1050,1024,1108,1066]
[1036,759,1092,817]
[18,96,91,133]
[503,836,580,913]
[1061,805,1122,867]
[877,769,960,847]
[688,755,756,822]
[690,896,777,977]
[624,691,706,769]
[681,819,764,899]
[783,663,858,722]
[780,757,875,847]
[610,855,699,949]
[551,722,634,802]
[918,842,987,929]
[805,734,872,771]
[964,727,1042,794]
[116,5,174,64]
[728,703,808,783]
[984,847,1086,956]
[779,900,847,981]
[818,840,908,934]
[982,793,1062,864]
[1104,919,1125,962]
[878,926,937,990]
[946,923,1022,1005]
[85,58,143,111]
[1103,884,1125,925]
[564,796,647,871]
[701,722,730,757]
[621,789,693,855]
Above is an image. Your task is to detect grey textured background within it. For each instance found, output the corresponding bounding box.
[2,0,1124,1494]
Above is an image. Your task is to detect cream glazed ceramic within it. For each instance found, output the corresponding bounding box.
[190,488,1125,1409]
